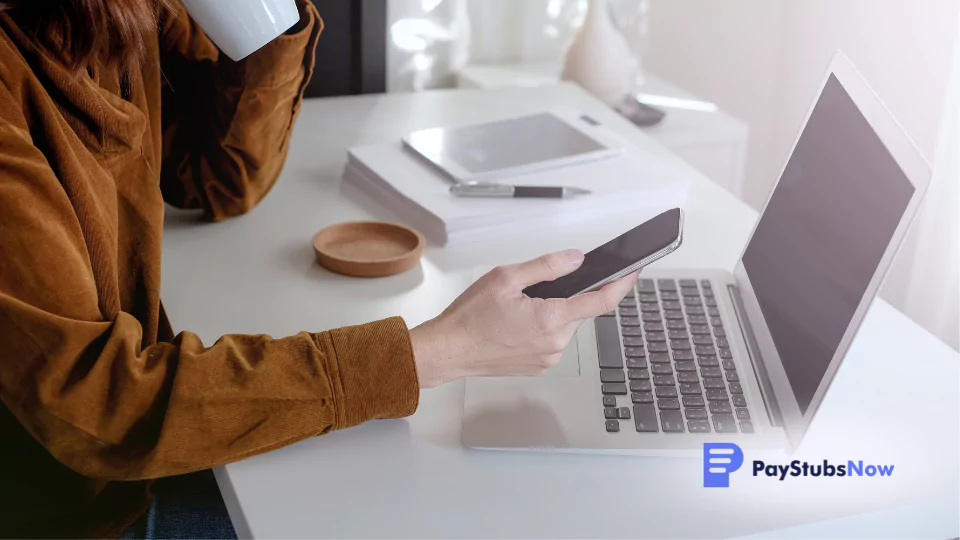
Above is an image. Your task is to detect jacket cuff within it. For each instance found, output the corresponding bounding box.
[218,0,323,88]
[316,317,420,430]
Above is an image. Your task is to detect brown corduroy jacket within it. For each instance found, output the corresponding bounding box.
[0,2,420,537]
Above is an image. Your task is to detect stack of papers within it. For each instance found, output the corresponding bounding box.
[342,136,691,246]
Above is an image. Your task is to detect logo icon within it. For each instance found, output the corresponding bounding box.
[703,443,744,487]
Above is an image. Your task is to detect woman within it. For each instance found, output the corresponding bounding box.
[0,0,634,537]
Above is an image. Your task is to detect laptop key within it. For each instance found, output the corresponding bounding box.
[631,391,654,404]
[686,306,705,315]
[651,364,673,375]
[692,335,713,346]
[664,310,685,320]
[717,337,730,348]
[706,389,729,401]
[719,348,733,359]
[683,296,702,306]
[619,407,632,420]
[713,414,738,433]
[736,408,750,420]
[722,359,736,370]
[695,345,716,356]
[677,371,699,383]
[619,307,638,317]
[688,315,707,325]
[595,317,624,369]
[684,407,708,420]
[679,279,697,287]
[621,326,642,337]
[639,293,658,303]
[710,317,724,327]
[668,329,689,340]
[729,383,744,394]
[626,357,647,369]
[681,287,700,297]
[703,378,725,389]
[660,410,685,432]
[666,319,686,330]
[648,343,669,353]
[642,312,662,322]
[640,302,660,313]
[726,371,740,383]
[673,350,694,361]
[601,383,627,395]
[622,318,642,327]
[704,297,718,307]
[644,321,665,332]
[604,407,618,419]
[657,398,681,410]
[690,324,710,335]
[670,339,691,351]
[698,356,719,367]
[630,381,652,393]
[732,395,747,408]
[620,296,637,307]
[625,347,646,358]
[740,421,755,434]
[701,367,723,379]
[605,419,620,433]
[628,369,650,380]
[653,374,675,386]
[714,327,726,337]
[662,300,682,311]
[646,332,666,343]
[709,402,733,414]
[637,279,656,293]
[623,337,644,347]
[648,353,671,364]
[603,396,617,407]
[679,383,702,395]
[657,279,677,291]
[656,387,678,398]
[600,369,625,383]
[683,396,706,407]
[634,404,659,432]
[688,420,711,433]
[708,307,721,317]
[659,290,680,300]
[700,279,711,288]
[675,362,697,373]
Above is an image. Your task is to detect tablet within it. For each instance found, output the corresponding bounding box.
[402,112,622,183]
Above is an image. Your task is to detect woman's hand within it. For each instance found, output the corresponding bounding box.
[409,250,637,388]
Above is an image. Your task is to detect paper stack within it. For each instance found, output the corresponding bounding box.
[342,132,691,246]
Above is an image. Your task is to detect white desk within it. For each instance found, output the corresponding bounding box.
[161,83,959,539]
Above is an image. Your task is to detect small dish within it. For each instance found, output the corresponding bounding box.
[312,221,425,278]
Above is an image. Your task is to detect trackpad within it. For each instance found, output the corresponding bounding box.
[545,340,581,377]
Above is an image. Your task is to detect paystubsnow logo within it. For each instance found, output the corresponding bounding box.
[703,443,895,487]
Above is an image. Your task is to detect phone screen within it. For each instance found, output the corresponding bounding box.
[523,208,682,299]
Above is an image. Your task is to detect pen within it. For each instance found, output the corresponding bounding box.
[450,183,591,199]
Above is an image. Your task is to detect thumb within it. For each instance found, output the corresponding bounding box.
[505,250,585,288]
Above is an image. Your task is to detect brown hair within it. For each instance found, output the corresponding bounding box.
[0,0,171,71]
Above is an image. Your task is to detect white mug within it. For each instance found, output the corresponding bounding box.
[178,0,301,61]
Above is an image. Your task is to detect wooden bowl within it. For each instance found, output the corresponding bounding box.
[312,221,425,278]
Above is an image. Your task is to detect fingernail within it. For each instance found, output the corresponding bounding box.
[564,250,584,266]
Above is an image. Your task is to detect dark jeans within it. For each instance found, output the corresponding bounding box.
[120,470,237,540]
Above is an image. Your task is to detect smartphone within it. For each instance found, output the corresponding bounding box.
[522,208,683,299]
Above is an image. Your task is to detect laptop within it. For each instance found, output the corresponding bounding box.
[461,52,932,454]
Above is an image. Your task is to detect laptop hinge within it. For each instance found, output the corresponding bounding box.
[727,284,784,428]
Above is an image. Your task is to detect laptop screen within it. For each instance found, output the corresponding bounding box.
[741,74,915,415]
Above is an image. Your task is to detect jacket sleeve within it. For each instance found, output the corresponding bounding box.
[157,0,322,220]
[0,100,419,481]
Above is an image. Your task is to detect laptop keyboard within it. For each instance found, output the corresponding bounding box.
[597,278,754,435]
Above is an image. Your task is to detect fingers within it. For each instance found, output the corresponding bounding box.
[501,250,585,288]
[563,271,639,321]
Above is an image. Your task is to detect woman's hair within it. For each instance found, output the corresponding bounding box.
[0,0,170,71]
